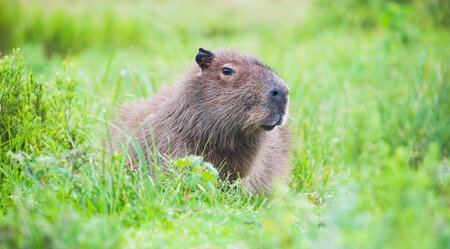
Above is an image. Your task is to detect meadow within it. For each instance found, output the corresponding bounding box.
[0,0,449,248]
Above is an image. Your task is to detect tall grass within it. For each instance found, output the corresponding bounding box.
[0,0,146,56]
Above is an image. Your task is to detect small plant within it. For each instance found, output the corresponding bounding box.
[0,49,88,213]
[167,155,219,201]
[0,49,86,159]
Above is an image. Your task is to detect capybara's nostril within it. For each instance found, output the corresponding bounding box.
[268,88,287,104]
[269,90,279,97]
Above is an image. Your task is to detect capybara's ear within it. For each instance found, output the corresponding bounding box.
[195,48,215,70]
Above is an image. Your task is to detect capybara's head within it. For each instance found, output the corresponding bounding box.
[191,48,289,133]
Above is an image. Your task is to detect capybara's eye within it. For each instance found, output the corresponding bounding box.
[221,67,235,76]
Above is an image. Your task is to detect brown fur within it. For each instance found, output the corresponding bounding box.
[111,48,291,193]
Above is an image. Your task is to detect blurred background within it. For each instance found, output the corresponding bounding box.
[0,0,449,248]
[1,0,448,116]
[1,0,448,54]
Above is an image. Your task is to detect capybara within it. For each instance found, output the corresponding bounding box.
[111,48,290,193]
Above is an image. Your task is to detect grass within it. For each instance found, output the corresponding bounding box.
[0,0,449,248]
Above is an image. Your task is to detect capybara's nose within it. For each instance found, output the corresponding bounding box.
[268,88,288,105]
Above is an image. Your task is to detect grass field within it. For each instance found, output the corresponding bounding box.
[0,0,449,248]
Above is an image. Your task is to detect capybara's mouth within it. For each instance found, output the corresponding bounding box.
[261,124,277,130]
[261,113,284,130]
